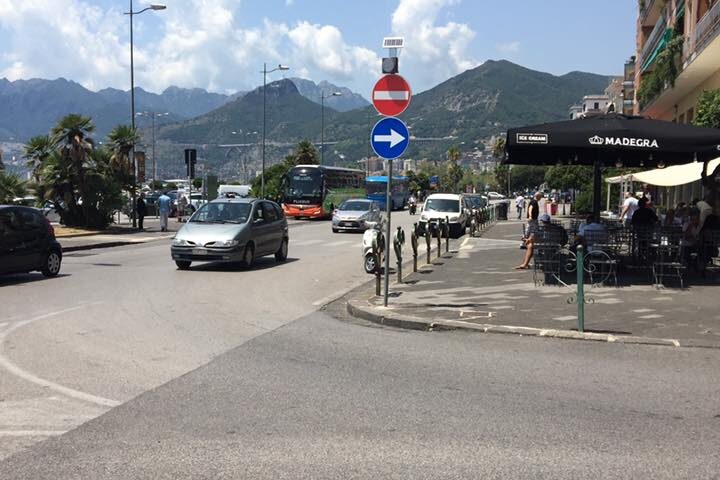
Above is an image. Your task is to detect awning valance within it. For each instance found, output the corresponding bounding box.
[605,157,720,186]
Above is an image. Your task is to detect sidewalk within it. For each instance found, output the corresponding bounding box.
[347,220,720,348]
[57,217,179,252]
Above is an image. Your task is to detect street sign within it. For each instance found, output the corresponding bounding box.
[371,74,411,116]
[371,117,409,159]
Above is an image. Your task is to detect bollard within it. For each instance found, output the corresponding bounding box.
[425,222,432,264]
[436,219,443,259]
[445,216,450,253]
[576,245,585,332]
[372,234,381,296]
[394,226,405,284]
[411,223,419,273]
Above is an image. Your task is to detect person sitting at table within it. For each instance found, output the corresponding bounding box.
[631,197,658,227]
[662,209,683,227]
[515,214,567,270]
[577,214,608,250]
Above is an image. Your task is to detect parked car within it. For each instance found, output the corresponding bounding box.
[170,196,288,270]
[0,205,62,277]
[332,199,383,233]
[418,193,467,238]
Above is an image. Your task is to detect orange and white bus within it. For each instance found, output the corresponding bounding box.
[282,164,365,219]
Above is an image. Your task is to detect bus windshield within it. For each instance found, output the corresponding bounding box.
[285,168,323,200]
[366,181,387,195]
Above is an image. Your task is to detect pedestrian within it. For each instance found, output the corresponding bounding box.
[137,192,147,230]
[515,192,525,220]
[177,193,188,223]
[619,191,638,227]
[158,191,171,232]
[515,213,567,269]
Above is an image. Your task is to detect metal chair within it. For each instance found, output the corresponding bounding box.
[583,229,618,287]
[699,230,720,281]
[652,231,686,288]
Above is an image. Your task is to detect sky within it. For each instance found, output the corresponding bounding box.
[0,0,638,96]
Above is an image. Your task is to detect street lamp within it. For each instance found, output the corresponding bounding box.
[261,63,290,198]
[125,1,166,228]
[136,111,168,186]
[320,91,342,165]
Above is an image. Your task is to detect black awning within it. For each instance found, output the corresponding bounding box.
[505,114,720,168]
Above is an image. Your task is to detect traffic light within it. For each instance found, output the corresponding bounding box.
[184,148,197,179]
[382,57,398,74]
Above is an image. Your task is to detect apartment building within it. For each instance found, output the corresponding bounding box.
[636,0,720,122]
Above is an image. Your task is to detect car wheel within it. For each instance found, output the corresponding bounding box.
[175,260,191,270]
[364,253,377,274]
[332,228,339,233]
[41,250,62,277]
[243,243,255,268]
[275,238,288,262]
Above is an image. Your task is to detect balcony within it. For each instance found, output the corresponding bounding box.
[684,0,720,63]
[639,17,668,71]
[640,0,660,26]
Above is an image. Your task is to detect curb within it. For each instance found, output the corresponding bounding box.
[346,299,718,348]
[62,235,174,252]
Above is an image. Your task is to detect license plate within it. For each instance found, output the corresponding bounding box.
[192,248,207,255]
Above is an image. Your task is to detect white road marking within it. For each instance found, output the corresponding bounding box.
[0,303,120,408]
[460,237,472,248]
[638,314,664,319]
[292,239,324,246]
[0,430,65,437]
[325,241,355,248]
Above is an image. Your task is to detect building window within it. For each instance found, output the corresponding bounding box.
[687,107,695,124]
[594,102,599,110]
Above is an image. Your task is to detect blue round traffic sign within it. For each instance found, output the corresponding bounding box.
[370,117,409,159]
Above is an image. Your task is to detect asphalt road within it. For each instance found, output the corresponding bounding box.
[1,308,719,478]
[0,212,423,460]
[2,213,719,478]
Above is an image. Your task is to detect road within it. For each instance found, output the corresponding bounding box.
[0,212,423,460]
[1,213,719,477]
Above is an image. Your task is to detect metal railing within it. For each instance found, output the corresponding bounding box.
[640,0,658,25]
[685,0,720,60]
[639,17,667,69]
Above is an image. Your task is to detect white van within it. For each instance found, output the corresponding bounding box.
[217,184,251,198]
[419,193,468,238]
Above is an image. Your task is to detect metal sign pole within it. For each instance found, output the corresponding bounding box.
[384,159,392,307]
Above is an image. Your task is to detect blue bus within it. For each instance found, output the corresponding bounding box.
[366,176,411,210]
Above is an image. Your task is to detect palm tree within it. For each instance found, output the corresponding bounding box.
[107,125,140,187]
[23,135,54,182]
[444,146,463,193]
[0,171,27,203]
[50,114,96,222]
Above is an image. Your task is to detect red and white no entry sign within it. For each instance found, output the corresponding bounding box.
[371,74,412,117]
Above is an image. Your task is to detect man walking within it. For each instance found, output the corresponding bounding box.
[515,193,525,220]
[136,192,147,230]
[620,191,638,227]
[158,191,171,232]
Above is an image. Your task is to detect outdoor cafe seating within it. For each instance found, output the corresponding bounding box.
[530,220,720,288]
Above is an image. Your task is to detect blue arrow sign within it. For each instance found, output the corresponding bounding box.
[370,117,409,159]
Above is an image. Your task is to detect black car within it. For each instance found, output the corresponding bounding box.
[0,205,63,277]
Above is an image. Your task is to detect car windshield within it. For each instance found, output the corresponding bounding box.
[338,201,371,211]
[190,202,251,224]
[425,198,459,212]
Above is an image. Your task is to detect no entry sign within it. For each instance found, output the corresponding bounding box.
[372,74,412,117]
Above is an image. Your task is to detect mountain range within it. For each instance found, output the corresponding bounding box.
[149,60,613,175]
[1,60,614,178]
[0,77,368,141]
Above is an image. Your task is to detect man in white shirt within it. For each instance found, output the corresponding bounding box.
[620,192,638,227]
[695,194,714,229]
[515,193,525,220]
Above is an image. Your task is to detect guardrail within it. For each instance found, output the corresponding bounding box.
[686,0,720,60]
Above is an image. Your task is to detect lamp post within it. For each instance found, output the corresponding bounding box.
[136,111,168,185]
[320,91,342,165]
[125,1,166,228]
[261,63,290,198]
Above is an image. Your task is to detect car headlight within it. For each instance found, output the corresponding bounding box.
[449,216,459,222]
[216,239,239,247]
[420,214,428,221]
[172,238,189,246]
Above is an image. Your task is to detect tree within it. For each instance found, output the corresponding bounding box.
[192,178,203,189]
[23,135,54,182]
[0,171,26,203]
[289,140,319,167]
[695,89,720,208]
[106,125,140,190]
[441,146,463,193]
[509,166,545,193]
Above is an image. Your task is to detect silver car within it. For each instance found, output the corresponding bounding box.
[332,199,383,233]
[171,197,288,270]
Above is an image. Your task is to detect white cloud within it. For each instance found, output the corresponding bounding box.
[391,0,478,91]
[497,41,520,55]
[285,0,294,5]
[287,22,379,80]
[0,0,380,95]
